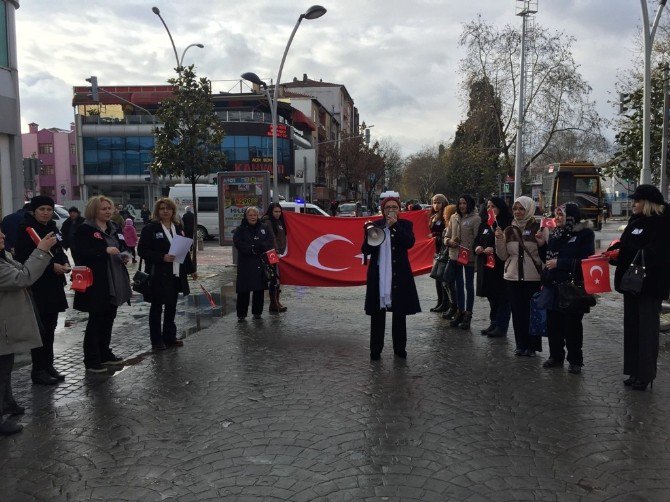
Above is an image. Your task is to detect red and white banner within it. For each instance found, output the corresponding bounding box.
[581,255,611,294]
[280,210,435,286]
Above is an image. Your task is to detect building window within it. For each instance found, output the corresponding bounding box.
[40,186,55,197]
[71,164,77,175]
[0,2,8,68]
[38,143,54,154]
[70,144,76,154]
[41,165,54,175]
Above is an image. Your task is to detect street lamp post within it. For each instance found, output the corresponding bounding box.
[640,0,667,185]
[152,7,204,70]
[243,5,326,203]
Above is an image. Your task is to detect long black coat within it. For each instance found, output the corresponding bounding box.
[233,219,274,293]
[614,208,670,298]
[73,220,128,312]
[14,213,69,314]
[473,221,506,299]
[137,221,194,304]
[362,219,421,315]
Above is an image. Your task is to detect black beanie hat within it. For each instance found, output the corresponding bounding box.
[30,195,55,211]
[628,184,665,205]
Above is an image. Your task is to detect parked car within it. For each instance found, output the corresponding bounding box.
[336,202,369,217]
[280,201,330,217]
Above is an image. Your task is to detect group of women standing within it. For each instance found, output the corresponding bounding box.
[429,186,669,390]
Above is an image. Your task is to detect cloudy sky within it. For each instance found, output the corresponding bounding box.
[16,1,645,155]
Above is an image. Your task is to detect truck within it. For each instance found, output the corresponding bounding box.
[541,162,604,230]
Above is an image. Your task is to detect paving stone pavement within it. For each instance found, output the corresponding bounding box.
[1,248,670,501]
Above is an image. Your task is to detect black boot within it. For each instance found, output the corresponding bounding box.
[275,291,287,312]
[31,369,58,386]
[480,324,495,335]
[449,310,464,327]
[458,311,472,330]
[47,366,65,381]
[0,420,23,436]
[442,303,458,320]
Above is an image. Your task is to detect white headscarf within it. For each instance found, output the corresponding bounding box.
[513,196,536,227]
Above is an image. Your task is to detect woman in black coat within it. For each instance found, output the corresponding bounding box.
[138,197,195,350]
[540,203,595,374]
[473,197,513,338]
[610,185,670,390]
[14,196,71,385]
[73,196,132,373]
[362,195,421,360]
[233,206,274,321]
[429,194,449,312]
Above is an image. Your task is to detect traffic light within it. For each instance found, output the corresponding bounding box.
[619,92,632,114]
[86,75,99,101]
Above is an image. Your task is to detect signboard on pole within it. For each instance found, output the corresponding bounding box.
[217,171,271,246]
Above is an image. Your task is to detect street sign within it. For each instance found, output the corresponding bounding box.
[502,183,511,193]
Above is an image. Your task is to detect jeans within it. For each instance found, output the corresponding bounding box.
[454,264,475,311]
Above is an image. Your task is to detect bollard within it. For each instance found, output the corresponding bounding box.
[197,237,204,251]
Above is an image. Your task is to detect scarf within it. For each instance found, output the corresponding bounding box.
[161,222,180,277]
[378,227,393,309]
[513,195,535,229]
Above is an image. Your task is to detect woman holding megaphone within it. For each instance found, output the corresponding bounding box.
[362,193,421,361]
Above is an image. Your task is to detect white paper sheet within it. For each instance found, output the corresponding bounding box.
[168,235,194,264]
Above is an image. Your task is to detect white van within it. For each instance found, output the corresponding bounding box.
[168,184,329,239]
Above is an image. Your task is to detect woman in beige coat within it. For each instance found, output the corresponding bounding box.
[0,228,56,435]
[494,196,548,356]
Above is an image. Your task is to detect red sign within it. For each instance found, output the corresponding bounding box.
[581,256,611,294]
[267,124,288,139]
[280,210,434,287]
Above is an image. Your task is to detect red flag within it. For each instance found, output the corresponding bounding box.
[457,246,471,265]
[266,249,279,264]
[199,284,217,308]
[485,254,496,269]
[541,217,556,229]
[280,210,434,287]
[581,256,611,294]
[70,266,93,292]
[487,208,496,227]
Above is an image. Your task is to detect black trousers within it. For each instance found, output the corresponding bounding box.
[149,278,179,346]
[507,280,542,352]
[237,290,264,318]
[547,309,584,365]
[370,310,407,356]
[623,294,662,382]
[31,309,59,371]
[83,306,118,367]
[434,279,444,306]
[0,354,15,414]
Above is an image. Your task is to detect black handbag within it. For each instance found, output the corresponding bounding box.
[620,249,645,294]
[430,247,449,279]
[557,261,596,311]
[132,258,153,296]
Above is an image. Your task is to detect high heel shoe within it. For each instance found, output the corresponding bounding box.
[631,380,653,391]
[623,376,637,386]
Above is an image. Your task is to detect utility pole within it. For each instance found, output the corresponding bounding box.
[662,64,669,198]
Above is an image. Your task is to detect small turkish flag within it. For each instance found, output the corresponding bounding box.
[487,208,496,227]
[581,256,611,294]
[26,227,41,246]
[266,248,279,264]
[70,266,93,292]
[541,217,556,229]
[485,254,495,269]
[199,284,217,308]
[457,246,471,265]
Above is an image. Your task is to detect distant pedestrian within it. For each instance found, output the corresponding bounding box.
[138,198,195,350]
[61,206,84,261]
[329,200,339,216]
[495,195,548,357]
[0,227,57,436]
[122,218,138,263]
[0,203,30,255]
[111,205,124,227]
[181,206,195,239]
[14,196,71,385]
[233,207,274,321]
[611,185,670,391]
[262,202,287,313]
[73,196,132,373]
[141,205,151,224]
[362,193,421,360]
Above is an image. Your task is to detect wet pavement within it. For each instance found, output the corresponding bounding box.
[2,228,670,501]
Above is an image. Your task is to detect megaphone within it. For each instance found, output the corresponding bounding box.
[364,221,385,246]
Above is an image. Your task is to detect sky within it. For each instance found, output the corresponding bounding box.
[15,0,646,156]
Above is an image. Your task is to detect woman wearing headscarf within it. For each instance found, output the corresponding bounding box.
[233,206,274,321]
[262,202,288,313]
[0,229,56,435]
[429,194,449,312]
[474,196,513,338]
[14,196,71,385]
[74,195,132,373]
[138,197,196,350]
[495,195,547,356]
[540,203,595,374]
[362,194,421,360]
[610,185,670,390]
[444,194,481,330]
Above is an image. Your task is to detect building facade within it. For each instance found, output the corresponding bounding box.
[0,0,23,217]
[22,122,79,203]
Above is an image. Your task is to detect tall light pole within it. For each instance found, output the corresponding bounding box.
[244,6,326,203]
[640,0,667,185]
[152,7,204,70]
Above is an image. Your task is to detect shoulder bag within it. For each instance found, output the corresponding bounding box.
[430,246,449,279]
[557,260,596,312]
[620,249,646,294]
[132,258,153,296]
[513,226,543,276]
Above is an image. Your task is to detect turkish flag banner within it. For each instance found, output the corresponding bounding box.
[485,254,496,269]
[266,249,279,264]
[280,210,434,287]
[487,209,496,227]
[581,256,611,294]
[541,217,557,229]
[457,245,471,266]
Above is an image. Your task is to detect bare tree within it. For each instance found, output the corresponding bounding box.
[401,146,445,202]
